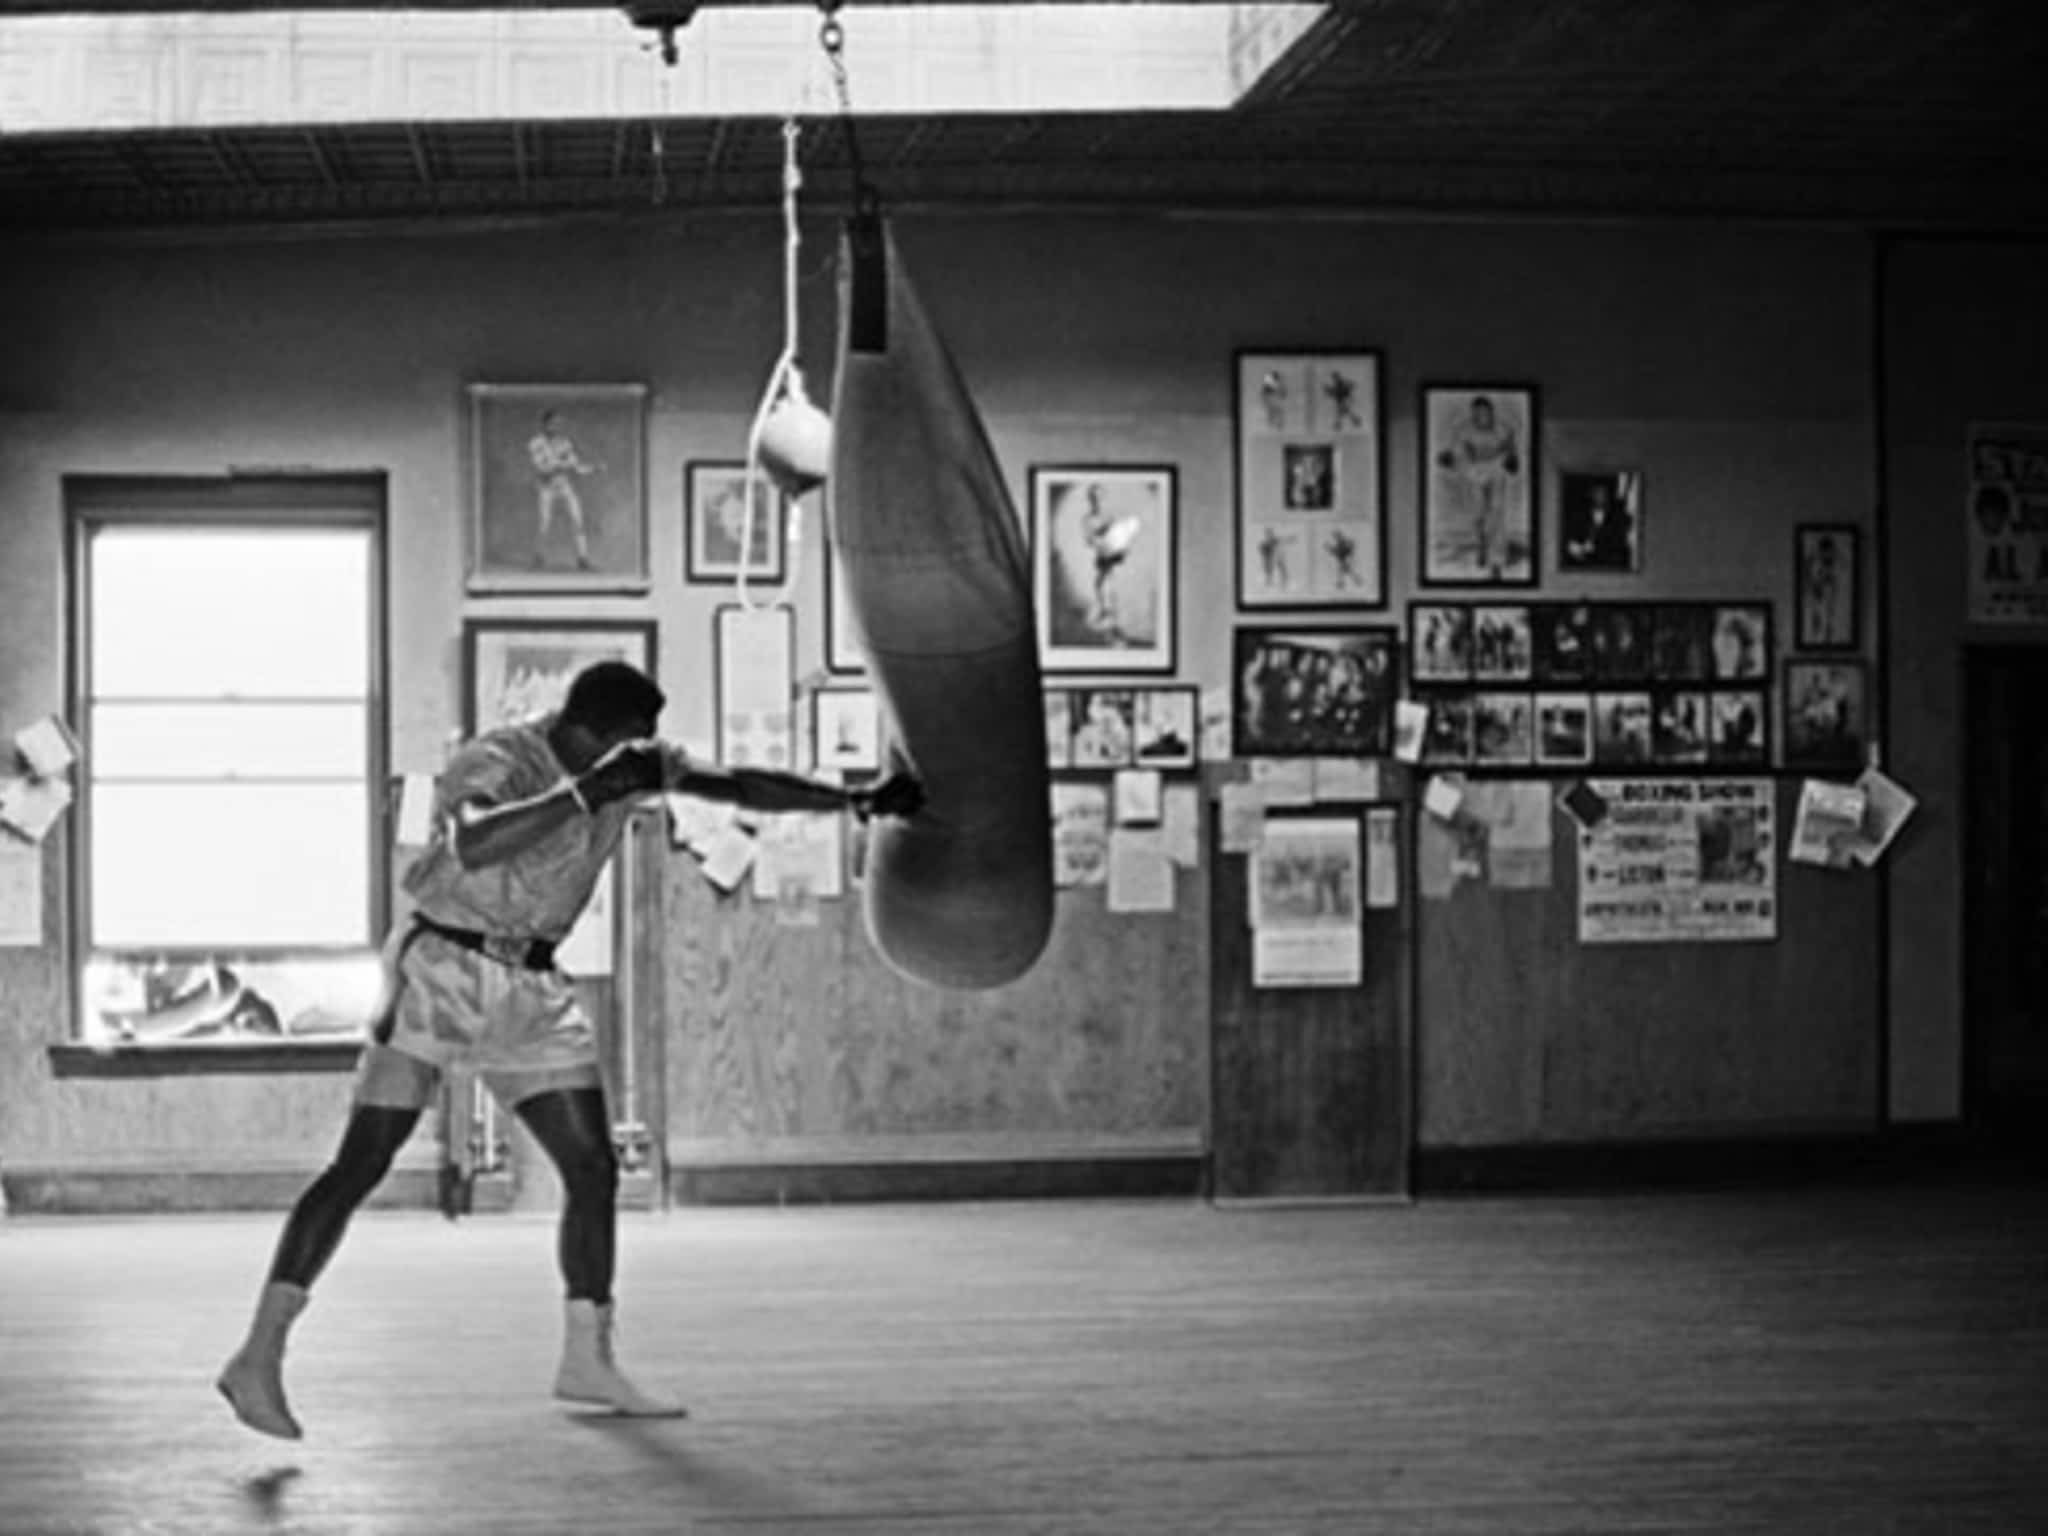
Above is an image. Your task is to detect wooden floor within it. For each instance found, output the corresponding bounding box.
[2,1184,2045,1535]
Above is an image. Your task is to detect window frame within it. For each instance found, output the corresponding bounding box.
[61,473,391,1050]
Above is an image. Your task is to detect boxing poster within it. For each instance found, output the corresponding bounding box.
[1966,424,2048,624]
[1576,778,1776,944]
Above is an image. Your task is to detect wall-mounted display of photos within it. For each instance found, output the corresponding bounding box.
[1042,684,1199,772]
[1234,350,1387,610]
[1410,599,1774,770]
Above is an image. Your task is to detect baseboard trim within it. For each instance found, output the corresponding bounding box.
[0,1162,479,1216]
[667,1153,1208,1206]
[1414,1125,2038,1195]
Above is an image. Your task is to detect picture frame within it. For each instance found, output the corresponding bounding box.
[1417,689,1476,766]
[1650,687,1712,765]
[1782,659,1869,772]
[1420,383,1539,587]
[1531,602,1595,684]
[810,684,880,774]
[465,382,649,594]
[1132,686,1200,770]
[1234,349,1387,609]
[1472,691,1535,766]
[685,461,786,586]
[1470,604,1535,682]
[1591,691,1653,766]
[1710,688,1771,766]
[823,539,867,676]
[462,619,657,735]
[1794,524,1861,652]
[1710,602,1774,681]
[712,604,796,770]
[1409,602,1473,683]
[1651,604,1715,681]
[1068,687,1138,769]
[1031,464,1177,674]
[1233,626,1400,757]
[1534,691,1594,766]
[1557,468,1644,574]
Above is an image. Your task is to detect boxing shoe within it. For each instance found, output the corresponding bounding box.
[553,1299,688,1418]
[217,1281,308,1439]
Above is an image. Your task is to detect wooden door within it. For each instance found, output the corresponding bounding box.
[1209,802,1412,1201]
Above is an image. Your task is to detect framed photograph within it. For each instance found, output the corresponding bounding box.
[1782,660,1869,771]
[1409,602,1473,683]
[1069,687,1137,768]
[685,461,786,586]
[1591,691,1653,766]
[713,604,795,770]
[1043,692,1073,770]
[1532,602,1595,684]
[1233,626,1400,757]
[466,382,649,593]
[1795,524,1860,652]
[1650,687,1711,765]
[1591,604,1654,683]
[1417,689,1476,766]
[1557,468,1643,574]
[1235,350,1386,608]
[811,685,880,774]
[1472,691,1534,766]
[1652,604,1715,681]
[823,543,868,676]
[1132,687,1199,770]
[1711,688,1772,766]
[1711,603,1773,681]
[463,619,657,735]
[1032,465,1176,674]
[1534,691,1593,766]
[1470,604,1534,682]
[1420,383,1539,587]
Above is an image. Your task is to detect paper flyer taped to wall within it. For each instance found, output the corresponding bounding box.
[14,715,79,780]
[0,775,72,843]
[1789,779,1867,867]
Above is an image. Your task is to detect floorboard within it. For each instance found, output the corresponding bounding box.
[1,1185,2044,1534]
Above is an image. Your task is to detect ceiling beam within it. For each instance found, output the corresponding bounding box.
[0,0,1252,13]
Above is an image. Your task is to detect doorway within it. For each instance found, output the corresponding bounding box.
[1962,647,2048,1148]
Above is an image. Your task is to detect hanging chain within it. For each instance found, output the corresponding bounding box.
[817,0,877,214]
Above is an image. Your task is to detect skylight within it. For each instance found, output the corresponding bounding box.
[0,5,1326,134]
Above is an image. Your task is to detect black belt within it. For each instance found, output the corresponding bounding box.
[409,915,558,972]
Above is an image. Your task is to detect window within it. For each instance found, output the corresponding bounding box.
[67,477,388,1050]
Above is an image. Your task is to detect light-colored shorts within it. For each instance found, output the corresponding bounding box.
[354,925,601,1112]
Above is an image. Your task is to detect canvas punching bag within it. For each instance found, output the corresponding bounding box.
[827,215,1054,990]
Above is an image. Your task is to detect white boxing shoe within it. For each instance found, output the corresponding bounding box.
[217,1281,308,1440]
[553,1299,688,1418]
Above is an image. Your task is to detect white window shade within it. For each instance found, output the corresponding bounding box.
[91,782,372,949]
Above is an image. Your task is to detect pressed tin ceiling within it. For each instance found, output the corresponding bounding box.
[0,0,2045,234]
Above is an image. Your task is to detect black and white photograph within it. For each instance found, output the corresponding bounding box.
[1795,524,1860,652]
[1410,602,1474,682]
[1234,626,1399,757]
[467,382,649,593]
[1033,465,1177,674]
[1592,691,1654,765]
[1069,687,1138,768]
[1421,383,1538,586]
[1652,604,1716,681]
[1711,687,1771,765]
[1651,687,1711,765]
[1557,468,1643,573]
[685,460,786,586]
[1237,350,1386,607]
[1535,691,1594,766]
[1472,691,1535,765]
[1532,602,1594,683]
[1591,604,1654,683]
[1418,689,1476,765]
[1470,604,1534,682]
[1132,687,1199,770]
[1783,660,1869,771]
[1711,603,1773,681]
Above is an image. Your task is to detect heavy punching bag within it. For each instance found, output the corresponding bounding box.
[827,214,1054,990]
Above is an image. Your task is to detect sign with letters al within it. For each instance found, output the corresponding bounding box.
[1576,778,1776,944]
[1967,424,2048,625]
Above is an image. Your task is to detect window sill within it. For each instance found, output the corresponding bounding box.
[48,1038,363,1079]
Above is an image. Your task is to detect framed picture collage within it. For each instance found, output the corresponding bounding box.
[1406,600,1774,770]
